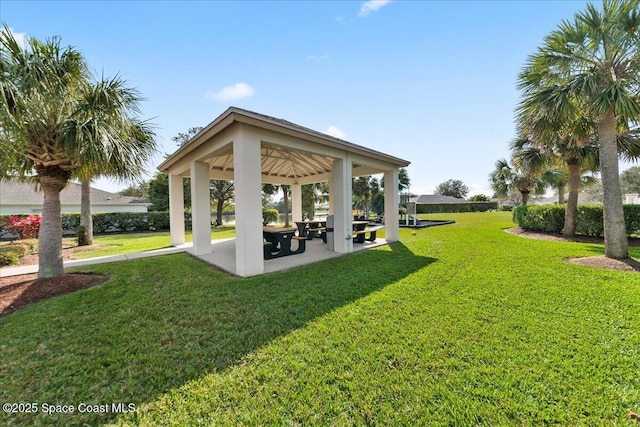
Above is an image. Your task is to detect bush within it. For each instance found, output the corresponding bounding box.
[416,202,497,214]
[2,211,193,237]
[575,205,604,237]
[263,209,279,225]
[512,204,640,237]
[0,241,35,266]
[1,215,41,239]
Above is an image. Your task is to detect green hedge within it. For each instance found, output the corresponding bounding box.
[512,204,640,237]
[1,212,193,236]
[416,202,497,214]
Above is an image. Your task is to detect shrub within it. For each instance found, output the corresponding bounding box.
[513,204,640,237]
[512,205,565,233]
[416,202,497,214]
[263,209,279,225]
[575,205,604,237]
[0,241,35,266]
[1,215,41,239]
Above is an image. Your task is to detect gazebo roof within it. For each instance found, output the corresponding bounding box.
[158,107,409,183]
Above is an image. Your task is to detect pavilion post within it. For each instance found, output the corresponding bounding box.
[328,179,334,215]
[233,131,264,276]
[292,183,302,222]
[332,155,353,253]
[384,169,400,242]
[169,174,186,246]
[190,161,212,255]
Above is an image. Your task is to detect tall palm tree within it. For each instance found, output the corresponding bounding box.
[518,0,640,258]
[0,27,156,277]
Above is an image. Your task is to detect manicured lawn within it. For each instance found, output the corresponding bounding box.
[69,226,236,259]
[1,212,639,426]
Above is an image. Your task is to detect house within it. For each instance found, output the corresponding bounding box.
[626,193,640,204]
[0,181,150,215]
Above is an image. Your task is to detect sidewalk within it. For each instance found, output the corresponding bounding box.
[0,243,194,278]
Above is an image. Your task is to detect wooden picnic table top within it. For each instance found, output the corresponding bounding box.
[263,226,297,234]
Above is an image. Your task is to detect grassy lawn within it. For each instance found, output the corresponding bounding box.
[69,226,235,259]
[1,212,639,426]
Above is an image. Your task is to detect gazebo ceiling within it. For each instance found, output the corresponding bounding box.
[206,143,342,181]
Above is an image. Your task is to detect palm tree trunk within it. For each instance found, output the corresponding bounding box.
[79,178,93,246]
[562,160,581,236]
[521,189,530,206]
[558,185,565,204]
[599,109,628,259]
[38,175,66,278]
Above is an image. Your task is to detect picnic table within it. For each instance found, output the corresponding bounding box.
[352,221,384,243]
[294,220,327,241]
[263,226,306,259]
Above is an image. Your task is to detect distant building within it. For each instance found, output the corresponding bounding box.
[0,181,150,215]
[626,193,640,204]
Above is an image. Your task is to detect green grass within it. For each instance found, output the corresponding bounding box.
[1,212,639,426]
[69,226,235,259]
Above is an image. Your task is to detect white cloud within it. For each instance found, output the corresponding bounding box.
[324,125,347,139]
[205,82,254,102]
[9,28,27,48]
[358,0,392,17]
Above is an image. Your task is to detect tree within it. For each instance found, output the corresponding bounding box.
[173,127,234,225]
[0,28,156,277]
[518,0,640,258]
[621,166,640,194]
[147,172,191,211]
[489,158,547,206]
[210,180,234,226]
[469,194,490,202]
[119,181,149,198]
[381,167,411,191]
[434,179,469,199]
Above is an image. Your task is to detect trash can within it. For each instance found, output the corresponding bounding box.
[326,215,334,251]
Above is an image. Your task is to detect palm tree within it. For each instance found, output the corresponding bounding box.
[518,0,640,259]
[0,27,156,277]
[489,158,547,206]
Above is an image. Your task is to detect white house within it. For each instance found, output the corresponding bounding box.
[0,181,149,215]
[625,193,640,204]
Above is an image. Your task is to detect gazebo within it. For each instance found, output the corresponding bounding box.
[158,107,410,277]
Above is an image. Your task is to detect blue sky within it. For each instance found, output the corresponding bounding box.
[5,0,625,197]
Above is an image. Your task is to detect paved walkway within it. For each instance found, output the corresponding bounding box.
[0,243,194,278]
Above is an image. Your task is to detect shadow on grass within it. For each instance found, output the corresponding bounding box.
[0,242,434,426]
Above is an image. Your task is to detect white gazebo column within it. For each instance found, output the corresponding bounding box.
[328,179,334,215]
[292,183,302,222]
[169,174,186,246]
[233,133,264,276]
[190,161,212,255]
[384,169,400,242]
[332,155,353,253]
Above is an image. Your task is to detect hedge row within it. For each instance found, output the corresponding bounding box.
[0,212,193,236]
[512,205,640,237]
[416,202,498,214]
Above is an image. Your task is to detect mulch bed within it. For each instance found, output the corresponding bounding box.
[505,227,640,273]
[0,272,110,317]
[1,244,113,317]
